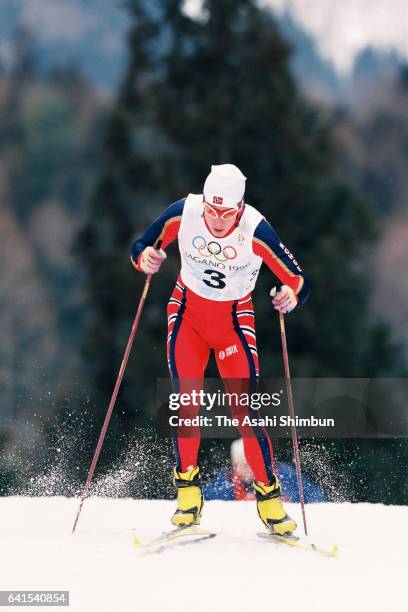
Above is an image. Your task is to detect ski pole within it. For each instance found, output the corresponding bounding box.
[72,246,162,534]
[271,288,308,536]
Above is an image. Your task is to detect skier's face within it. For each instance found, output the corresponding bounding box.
[203,201,240,237]
[234,462,253,483]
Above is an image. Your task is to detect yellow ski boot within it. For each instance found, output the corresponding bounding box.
[254,477,297,535]
[171,466,204,527]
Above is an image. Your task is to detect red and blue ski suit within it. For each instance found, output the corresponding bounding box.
[131,198,310,485]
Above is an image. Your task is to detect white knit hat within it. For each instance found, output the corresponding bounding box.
[203,164,246,207]
[230,438,246,464]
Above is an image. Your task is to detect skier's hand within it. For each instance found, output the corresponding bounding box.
[140,246,167,274]
[270,285,298,314]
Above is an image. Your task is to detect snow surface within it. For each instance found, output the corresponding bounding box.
[1,497,406,612]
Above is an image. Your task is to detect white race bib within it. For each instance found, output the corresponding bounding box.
[178,194,263,301]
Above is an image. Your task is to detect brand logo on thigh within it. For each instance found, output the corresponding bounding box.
[219,345,238,360]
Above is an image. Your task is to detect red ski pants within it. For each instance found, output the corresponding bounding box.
[167,276,276,485]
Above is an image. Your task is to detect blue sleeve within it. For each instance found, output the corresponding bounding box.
[253,219,311,307]
[130,198,185,264]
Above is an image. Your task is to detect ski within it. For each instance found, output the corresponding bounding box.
[132,526,337,557]
[132,525,217,550]
[258,532,339,558]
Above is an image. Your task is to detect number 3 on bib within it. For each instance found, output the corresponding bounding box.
[203,269,226,289]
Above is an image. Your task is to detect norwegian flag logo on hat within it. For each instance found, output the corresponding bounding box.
[213,196,224,205]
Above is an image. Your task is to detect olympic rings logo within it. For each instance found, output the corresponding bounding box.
[192,236,237,262]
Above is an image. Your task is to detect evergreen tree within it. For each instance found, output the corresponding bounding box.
[81,0,399,382]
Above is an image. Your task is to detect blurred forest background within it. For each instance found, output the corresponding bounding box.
[0,0,407,503]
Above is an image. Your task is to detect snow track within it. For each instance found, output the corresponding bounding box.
[1,497,406,611]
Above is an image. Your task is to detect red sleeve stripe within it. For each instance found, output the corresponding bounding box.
[130,253,143,272]
[155,216,181,249]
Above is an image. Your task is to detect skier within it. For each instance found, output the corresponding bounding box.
[131,164,310,535]
[203,438,326,503]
